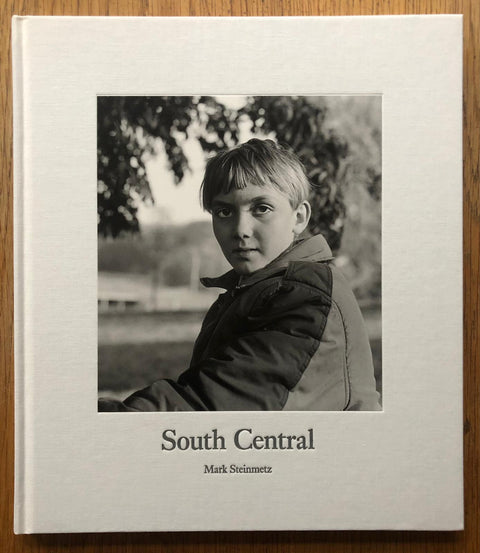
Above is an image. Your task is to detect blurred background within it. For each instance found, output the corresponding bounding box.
[97,95,382,404]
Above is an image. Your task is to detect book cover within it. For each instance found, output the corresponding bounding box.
[13,15,463,533]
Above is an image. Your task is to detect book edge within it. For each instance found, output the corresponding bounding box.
[12,14,27,535]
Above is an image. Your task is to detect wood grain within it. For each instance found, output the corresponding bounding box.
[1,1,478,551]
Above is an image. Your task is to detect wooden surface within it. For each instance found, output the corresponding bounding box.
[1,0,478,551]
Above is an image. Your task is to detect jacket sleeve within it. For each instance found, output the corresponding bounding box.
[98,279,332,412]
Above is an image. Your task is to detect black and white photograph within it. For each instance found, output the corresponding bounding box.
[97,95,382,412]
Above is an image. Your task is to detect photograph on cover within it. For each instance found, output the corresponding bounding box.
[97,95,382,412]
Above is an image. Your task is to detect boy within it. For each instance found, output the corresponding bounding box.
[99,139,380,411]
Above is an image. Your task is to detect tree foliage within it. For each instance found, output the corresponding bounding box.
[97,95,380,252]
[97,96,239,238]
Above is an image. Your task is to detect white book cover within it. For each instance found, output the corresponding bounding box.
[13,15,463,533]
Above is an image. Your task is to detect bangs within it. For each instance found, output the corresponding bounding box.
[201,151,272,211]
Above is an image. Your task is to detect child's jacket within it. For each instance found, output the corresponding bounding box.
[99,234,381,411]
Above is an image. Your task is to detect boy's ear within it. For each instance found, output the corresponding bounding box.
[293,201,311,235]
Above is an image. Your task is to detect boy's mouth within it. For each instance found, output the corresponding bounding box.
[233,247,258,254]
[232,247,259,258]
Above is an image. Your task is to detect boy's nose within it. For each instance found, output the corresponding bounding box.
[233,212,253,239]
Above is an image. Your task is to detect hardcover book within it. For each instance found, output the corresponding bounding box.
[13,15,463,532]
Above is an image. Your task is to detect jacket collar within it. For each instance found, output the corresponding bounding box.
[200,234,333,291]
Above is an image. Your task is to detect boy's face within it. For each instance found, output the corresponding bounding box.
[211,182,310,275]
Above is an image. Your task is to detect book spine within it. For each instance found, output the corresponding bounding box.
[12,15,28,535]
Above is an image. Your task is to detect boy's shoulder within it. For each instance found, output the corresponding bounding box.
[246,260,334,315]
[283,260,361,305]
[255,260,358,317]
[283,259,332,295]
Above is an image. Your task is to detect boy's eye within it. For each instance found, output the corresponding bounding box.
[253,204,272,215]
[214,207,232,218]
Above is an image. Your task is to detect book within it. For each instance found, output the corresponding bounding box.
[13,15,463,533]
